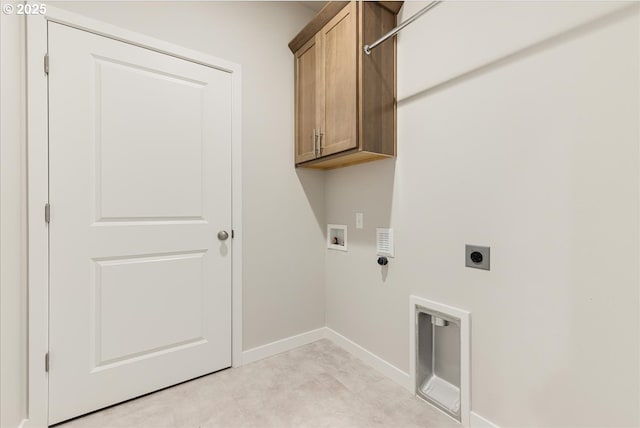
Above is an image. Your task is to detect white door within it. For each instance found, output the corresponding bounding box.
[48,23,232,425]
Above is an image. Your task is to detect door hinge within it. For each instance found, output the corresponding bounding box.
[231,230,235,239]
[45,203,50,224]
[44,53,49,75]
[45,352,49,372]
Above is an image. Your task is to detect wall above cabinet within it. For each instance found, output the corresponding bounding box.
[290,1,402,170]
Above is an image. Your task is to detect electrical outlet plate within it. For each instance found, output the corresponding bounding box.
[465,245,490,270]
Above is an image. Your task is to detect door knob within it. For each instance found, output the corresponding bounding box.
[217,230,229,241]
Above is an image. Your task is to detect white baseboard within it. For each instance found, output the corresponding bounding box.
[243,326,412,391]
[241,327,325,365]
[323,327,412,391]
[471,412,501,428]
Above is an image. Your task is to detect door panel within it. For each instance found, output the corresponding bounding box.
[96,58,206,220]
[295,36,320,163]
[95,251,206,365]
[320,2,357,157]
[48,22,232,424]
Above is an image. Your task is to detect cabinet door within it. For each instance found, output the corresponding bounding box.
[294,36,320,164]
[319,1,357,157]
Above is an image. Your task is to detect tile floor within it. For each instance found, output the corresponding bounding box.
[56,339,460,428]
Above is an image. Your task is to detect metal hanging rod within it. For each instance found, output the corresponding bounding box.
[363,1,442,55]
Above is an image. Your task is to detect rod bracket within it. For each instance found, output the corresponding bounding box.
[363,45,372,55]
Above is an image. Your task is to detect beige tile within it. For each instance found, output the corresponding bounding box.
[56,340,460,428]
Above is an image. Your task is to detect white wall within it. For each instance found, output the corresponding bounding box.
[0,9,28,428]
[325,2,640,427]
[0,2,322,425]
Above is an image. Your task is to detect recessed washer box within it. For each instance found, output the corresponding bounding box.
[327,224,347,251]
[410,296,470,426]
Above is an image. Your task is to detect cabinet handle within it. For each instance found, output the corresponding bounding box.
[313,128,319,156]
[318,128,324,155]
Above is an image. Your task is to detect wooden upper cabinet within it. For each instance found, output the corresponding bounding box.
[291,1,401,169]
[295,36,320,164]
[318,2,357,157]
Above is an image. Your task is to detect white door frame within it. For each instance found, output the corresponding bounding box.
[25,6,243,427]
